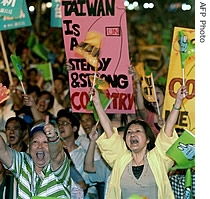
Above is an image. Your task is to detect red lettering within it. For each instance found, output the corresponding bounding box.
[71,92,81,110]
[71,91,134,113]
[169,78,195,100]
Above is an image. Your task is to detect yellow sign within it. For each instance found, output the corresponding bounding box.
[162,27,195,134]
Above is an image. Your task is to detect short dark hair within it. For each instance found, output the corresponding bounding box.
[27,68,38,76]
[123,119,156,151]
[57,108,80,139]
[5,117,27,131]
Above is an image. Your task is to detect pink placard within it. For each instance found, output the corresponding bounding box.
[61,0,135,114]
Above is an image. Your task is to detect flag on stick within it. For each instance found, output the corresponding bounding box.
[140,72,156,103]
[32,43,48,61]
[178,30,195,86]
[74,31,103,68]
[34,62,53,81]
[150,73,160,116]
[10,54,26,94]
[86,89,112,122]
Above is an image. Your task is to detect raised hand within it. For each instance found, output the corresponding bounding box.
[0,83,10,104]
[23,94,36,107]
[89,125,99,142]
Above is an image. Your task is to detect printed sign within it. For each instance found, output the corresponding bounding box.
[0,0,31,31]
[61,0,135,114]
[0,0,23,18]
[162,27,195,134]
[50,0,62,27]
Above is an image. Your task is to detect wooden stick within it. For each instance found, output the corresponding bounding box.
[151,73,161,116]
[0,31,13,84]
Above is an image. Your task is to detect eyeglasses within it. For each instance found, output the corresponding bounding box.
[6,126,21,131]
[57,121,71,127]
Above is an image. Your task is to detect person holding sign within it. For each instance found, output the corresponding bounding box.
[130,66,165,137]
[0,120,72,198]
[89,84,188,199]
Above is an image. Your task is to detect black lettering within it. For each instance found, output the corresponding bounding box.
[70,37,79,50]
[71,73,80,87]
[179,111,188,127]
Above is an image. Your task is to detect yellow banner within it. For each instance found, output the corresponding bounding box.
[162,27,195,134]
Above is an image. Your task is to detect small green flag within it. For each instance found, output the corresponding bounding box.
[32,43,48,61]
[10,54,23,81]
[178,31,195,69]
[86,89,112,121]
[27,32,36,49]
[35,62,53,81]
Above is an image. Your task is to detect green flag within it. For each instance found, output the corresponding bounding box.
[10,54,23,81]
[35,62,53,81]
[32,43,48,61]
[27,31,36,49]
[86,89,112,121]
[178,30,195,69]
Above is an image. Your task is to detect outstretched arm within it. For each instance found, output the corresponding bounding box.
[164,85,188,137]
[84,126,98,172]
[0,136,12,168]
[23,94,42,122]
[90,88,114,138]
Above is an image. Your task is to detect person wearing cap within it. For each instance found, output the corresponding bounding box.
[0,121,71,198]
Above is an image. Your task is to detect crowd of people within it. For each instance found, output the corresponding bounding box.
[0,29,195,199]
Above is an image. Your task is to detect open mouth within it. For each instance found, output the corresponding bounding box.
[9,135,15,142]
[36,151,45,160]
[130,139,139,145]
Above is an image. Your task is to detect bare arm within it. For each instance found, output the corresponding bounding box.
[23,94,43,122]
[84,126,98,172]
[164,85,188,137]
[43,123,65,171]
[0,136,12,168]
[90,88,114,138]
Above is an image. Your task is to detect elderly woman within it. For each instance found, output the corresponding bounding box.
[0,121,71,199]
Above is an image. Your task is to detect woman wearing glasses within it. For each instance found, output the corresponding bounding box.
[56,108,99,199]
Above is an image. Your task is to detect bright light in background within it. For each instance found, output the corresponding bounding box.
[182,3,191,11]
[124,0,129,7]
[168,2,191,12]
[127,3,135,10]
[143,2,154,9]
[125,1,139,10]
[133,1,139,7]
[46,2,52,8]
[29,5,35,12]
